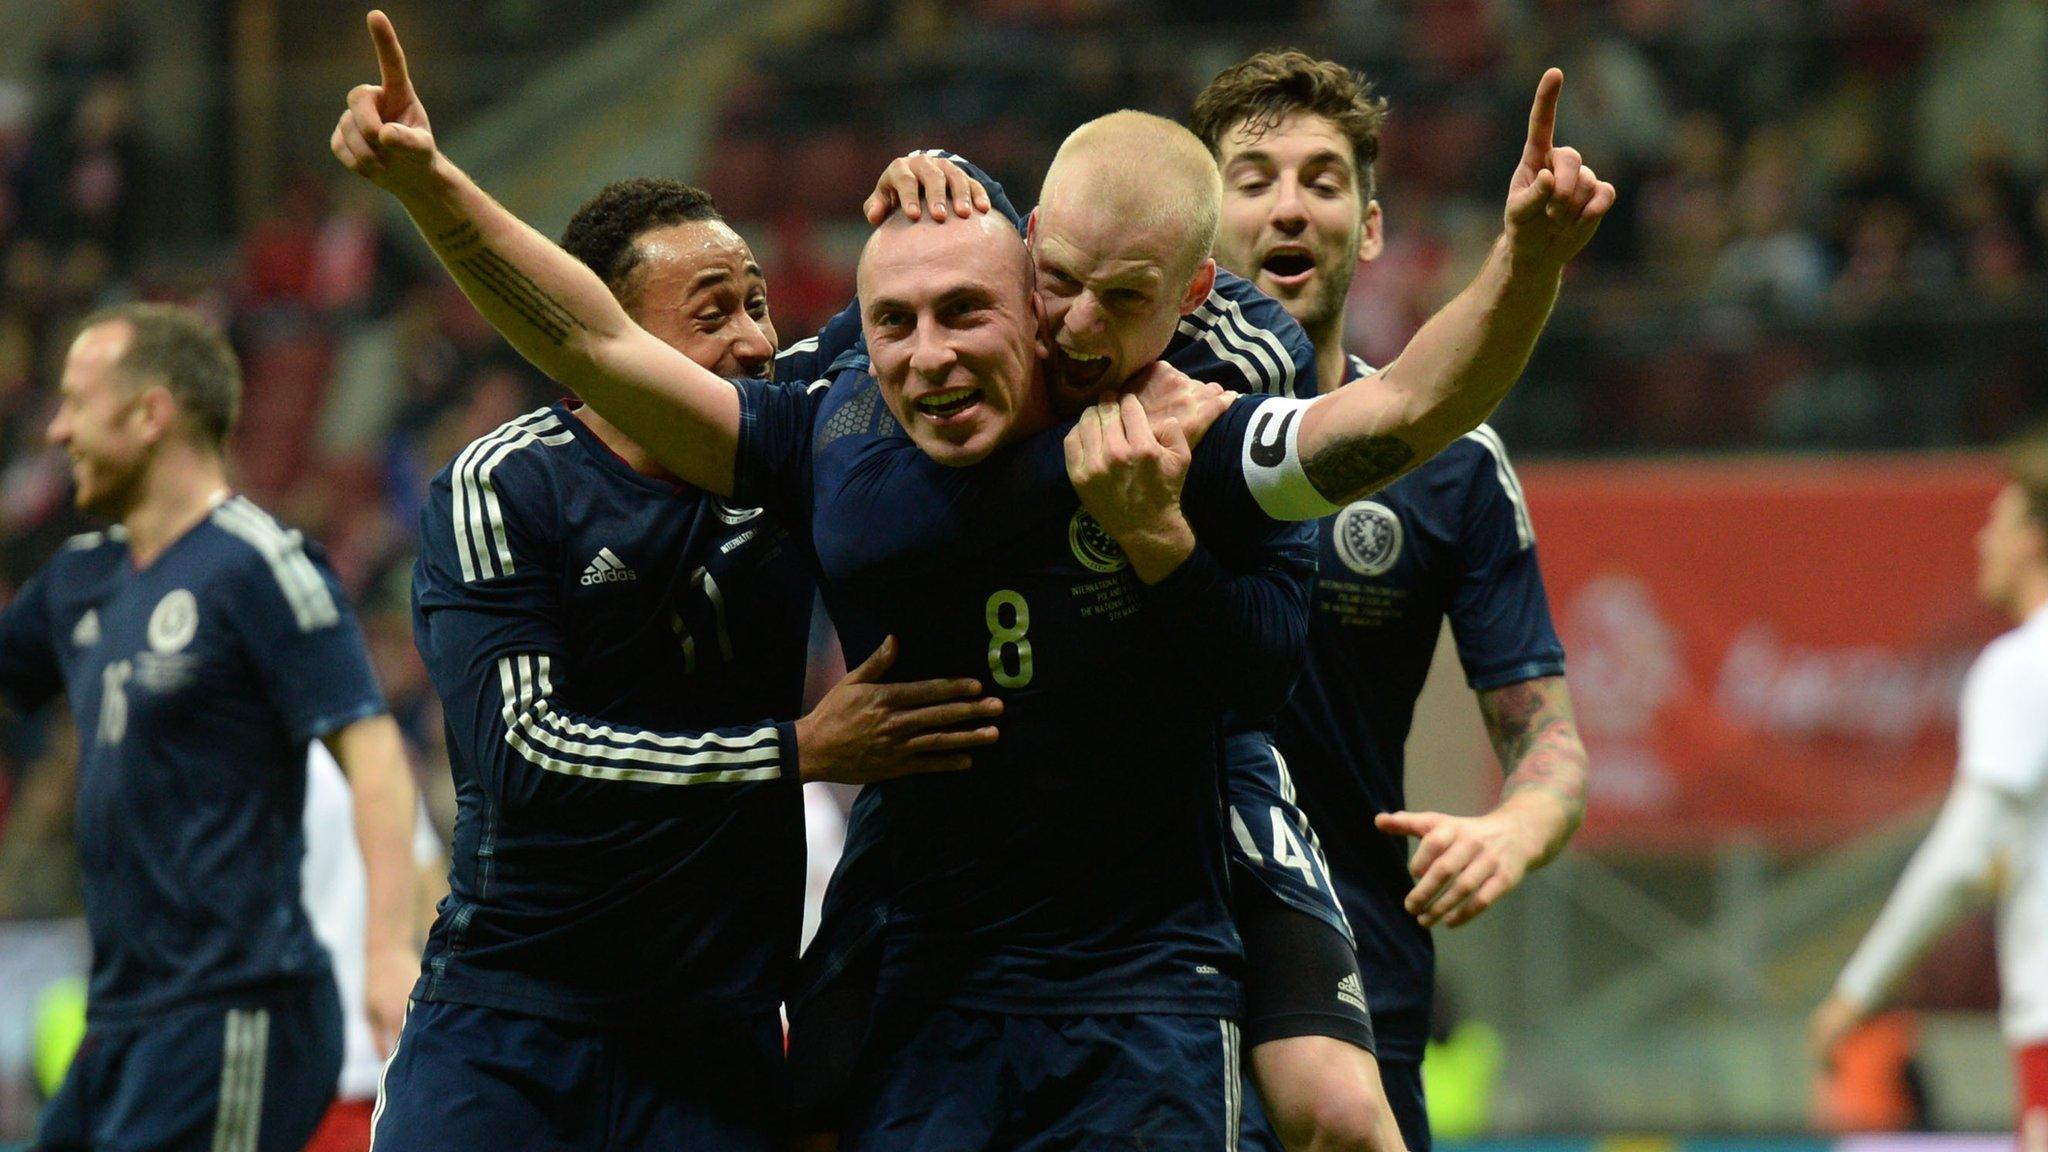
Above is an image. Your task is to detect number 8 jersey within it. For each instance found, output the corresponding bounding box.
[734,373,1318,1018]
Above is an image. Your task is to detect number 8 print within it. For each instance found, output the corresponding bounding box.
[984,589,1033,689]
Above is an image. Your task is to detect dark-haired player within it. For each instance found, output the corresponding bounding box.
[0,303,418,1152]
[372,178,1004,1150]
[1192,51,1592,1151]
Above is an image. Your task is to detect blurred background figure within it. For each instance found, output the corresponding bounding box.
[1810,434,2048,1142]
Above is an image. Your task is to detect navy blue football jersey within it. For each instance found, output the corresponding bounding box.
[1271,354,1565,1059]
[409,402,816,1026]
[735,370,1316,1018]
[0,501,386,1026]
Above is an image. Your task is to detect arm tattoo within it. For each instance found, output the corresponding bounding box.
[1480,676,1588,837]
[1301,433,1416,504]
[436,221,480,250]
[434,223,585,348]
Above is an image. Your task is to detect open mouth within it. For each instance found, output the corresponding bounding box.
[914,385,984,420]
[1260,248,1317,287]
[1048,344,1114,401]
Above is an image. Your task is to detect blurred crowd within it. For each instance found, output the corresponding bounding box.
[718,0,2048,449]
[4,0,2048,890]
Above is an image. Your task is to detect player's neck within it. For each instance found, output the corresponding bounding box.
[572,404,678,484]
[122,447,230,567]
[1008,363,1058,441]
[1312,323,1350,395]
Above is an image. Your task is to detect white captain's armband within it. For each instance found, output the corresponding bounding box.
[1240,396,1343,521]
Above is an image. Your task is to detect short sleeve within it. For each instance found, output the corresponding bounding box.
[1168,272,1319,400]
[1200,394,1343,523]
[731,377,824,524]
[1958,636,2048,796]
[210,506,387,743]
[411,439,564,663]
[0,570,62,715]
[1445,431,1565,692]
[773,303,867,386]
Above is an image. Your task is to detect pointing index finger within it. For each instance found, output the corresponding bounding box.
[1524,67,1562,159]
[367,11,414,105]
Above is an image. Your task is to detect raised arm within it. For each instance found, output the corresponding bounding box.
[330,11,744,494]
[1293,68,1615,504]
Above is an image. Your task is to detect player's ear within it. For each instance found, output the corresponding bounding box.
[1358,200,1384,264]
[1030,288,1049,361]
[1178,257,1215,317]
[1025,209,1038,246]
[134,384,179,446]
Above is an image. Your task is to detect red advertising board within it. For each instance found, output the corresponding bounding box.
[1517,455,2009,850]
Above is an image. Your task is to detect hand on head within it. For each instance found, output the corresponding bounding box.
[863,152,994,225]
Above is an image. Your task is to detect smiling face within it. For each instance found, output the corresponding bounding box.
[1213,110,1381,336]
[858,213,1049,467]
[1028,199,1213,419]
[46,321,155,518]
[619,219,777,378]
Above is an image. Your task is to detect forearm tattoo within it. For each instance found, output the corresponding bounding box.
[436,221,585,347]
[1481,676,1588,837]
[1302,433,1416,504]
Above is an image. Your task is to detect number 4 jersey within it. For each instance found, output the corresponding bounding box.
[409,402,817,1026]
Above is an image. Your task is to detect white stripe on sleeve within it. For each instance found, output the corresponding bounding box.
[495,654,783,785]
[210,499,340,632]
[1462,423,1535,549]
[1221,1018,1242,1152]
[775,335,820,362]
[1205,293,1294,395]
[1178,300,1283,397]
[451,409,574,583]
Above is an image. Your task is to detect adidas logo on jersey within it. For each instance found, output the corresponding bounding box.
[579,548,638,586]
[1336,972,1369,1013]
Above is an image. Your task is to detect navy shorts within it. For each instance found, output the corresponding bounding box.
[846,1004,1261,1152]
[1224,731,1353,943]
[368,999,784,1152]
[36,975,343,1152]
